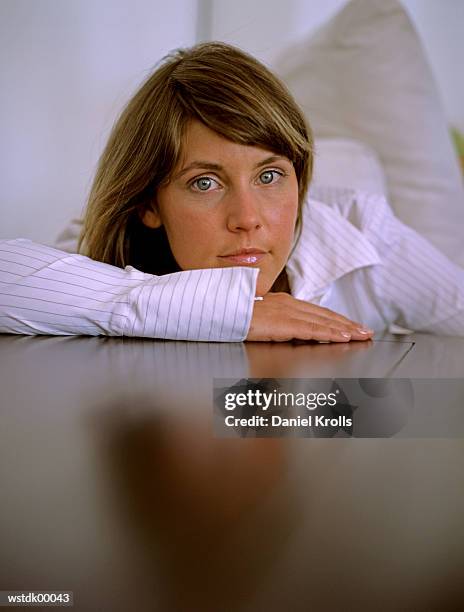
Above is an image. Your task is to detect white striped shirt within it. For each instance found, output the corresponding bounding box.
[1,187,463,340]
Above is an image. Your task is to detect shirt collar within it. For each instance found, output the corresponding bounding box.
[286,196,382,300]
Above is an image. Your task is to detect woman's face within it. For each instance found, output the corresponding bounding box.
[141,120,299,295]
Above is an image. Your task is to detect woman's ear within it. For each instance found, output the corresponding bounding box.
[139,204,162,229]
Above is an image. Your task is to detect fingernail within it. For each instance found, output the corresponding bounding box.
[356,327,373,335]
[340,331,352,338]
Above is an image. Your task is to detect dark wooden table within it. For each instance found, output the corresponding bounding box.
[1,333,463,611]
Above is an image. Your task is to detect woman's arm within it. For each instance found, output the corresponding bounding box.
[0,239,257,341]
[0,239,371,342]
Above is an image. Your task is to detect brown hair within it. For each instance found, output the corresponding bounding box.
[79,41,313,274]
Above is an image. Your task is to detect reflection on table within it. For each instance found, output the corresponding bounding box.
[0,333,463,611]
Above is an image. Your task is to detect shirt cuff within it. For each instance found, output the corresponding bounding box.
[126,266,259,341]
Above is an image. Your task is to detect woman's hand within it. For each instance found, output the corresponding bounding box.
[246,293,374,342]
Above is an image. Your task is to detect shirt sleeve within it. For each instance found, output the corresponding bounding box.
[0,239,258,341]
[360,193,464,336]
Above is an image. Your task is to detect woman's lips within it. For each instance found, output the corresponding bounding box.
[218,250,268,265]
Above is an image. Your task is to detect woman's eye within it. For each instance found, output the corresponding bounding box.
[191,177,219,192]
[259,170,282,185]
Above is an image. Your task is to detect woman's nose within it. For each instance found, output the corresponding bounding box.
[226,187,263,232]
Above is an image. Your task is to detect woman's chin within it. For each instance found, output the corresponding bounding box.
[255,278,274,297]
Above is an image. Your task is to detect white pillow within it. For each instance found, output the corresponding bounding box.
[275,0,464,266]
[312,138,388,197]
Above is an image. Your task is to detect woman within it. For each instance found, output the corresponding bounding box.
[1,42,463,341]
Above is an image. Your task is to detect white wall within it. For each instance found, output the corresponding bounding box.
[0,0,198,243]
[402,0,464,135]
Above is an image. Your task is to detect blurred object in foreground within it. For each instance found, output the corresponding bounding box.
[99,395,297,612]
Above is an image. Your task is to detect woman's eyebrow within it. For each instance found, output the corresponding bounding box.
[174,162,222,180]
[174,155,290,179]
[254,155,291,168]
